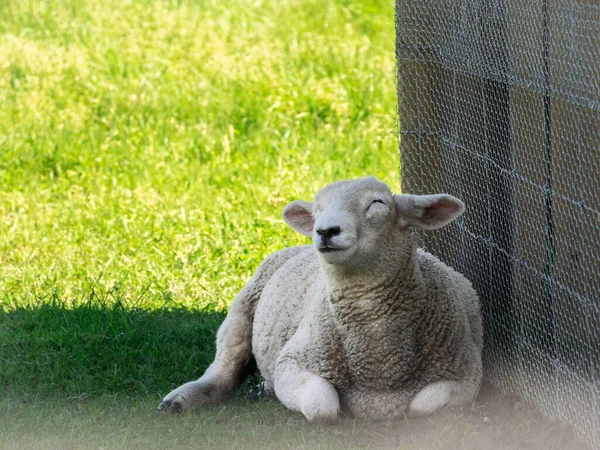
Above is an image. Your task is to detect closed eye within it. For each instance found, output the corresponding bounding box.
[366,199,387,212]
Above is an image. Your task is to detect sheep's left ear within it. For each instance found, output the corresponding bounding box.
[282,200,314,237]
[394,194,465,230]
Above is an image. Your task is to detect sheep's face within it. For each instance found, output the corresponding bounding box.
[283,177,465,267]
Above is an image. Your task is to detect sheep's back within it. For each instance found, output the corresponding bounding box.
[415,249,483,382]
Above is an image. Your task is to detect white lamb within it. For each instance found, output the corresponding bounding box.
[158,177,483,423]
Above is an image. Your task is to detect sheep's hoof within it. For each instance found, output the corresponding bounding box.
[300,396,340,425]
[156,394,186,414]
[302,407,340,425]
[296,376,341,425]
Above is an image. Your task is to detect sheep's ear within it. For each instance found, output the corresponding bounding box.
[393,194,465,230]
[282,200,314,237]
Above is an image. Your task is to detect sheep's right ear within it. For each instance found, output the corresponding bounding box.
[282,200,314,237]
[394,194,465,230]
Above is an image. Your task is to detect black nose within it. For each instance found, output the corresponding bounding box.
[316,226,341,239]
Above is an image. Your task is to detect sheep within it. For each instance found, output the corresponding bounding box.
[157,176,483,423]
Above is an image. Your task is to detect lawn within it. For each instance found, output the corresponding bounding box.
[0,0,398,447]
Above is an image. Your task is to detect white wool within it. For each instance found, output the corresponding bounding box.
[158,177,483,423]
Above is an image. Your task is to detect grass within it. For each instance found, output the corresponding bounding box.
[0,300,225,397]
[0,0,397,312]
[0,0,398,447]
[0,394,392,450]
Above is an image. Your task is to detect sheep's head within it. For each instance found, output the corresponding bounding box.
[282,177,465,268]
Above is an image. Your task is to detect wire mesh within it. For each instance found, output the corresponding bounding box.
[395,0,600,447]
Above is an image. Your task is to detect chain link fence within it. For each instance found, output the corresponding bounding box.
[395,0,599,447]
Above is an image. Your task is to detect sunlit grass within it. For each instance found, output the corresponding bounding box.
[0,0,398,313]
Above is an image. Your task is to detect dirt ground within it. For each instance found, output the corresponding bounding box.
[372,380,592,450]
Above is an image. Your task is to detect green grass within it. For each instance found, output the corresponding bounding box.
[0,0,397,446]
[0,300,225,396]
[0,0,397,313]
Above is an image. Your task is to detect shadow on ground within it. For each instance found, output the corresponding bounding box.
[0,302,589,449]
[0,300,224,397]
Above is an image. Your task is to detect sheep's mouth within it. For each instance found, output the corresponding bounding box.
[318,245,347,253]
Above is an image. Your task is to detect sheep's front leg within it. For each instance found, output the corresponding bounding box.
[274,356,340,424]
[157,281,256,413]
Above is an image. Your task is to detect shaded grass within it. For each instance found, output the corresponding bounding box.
[0,300,224,396]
